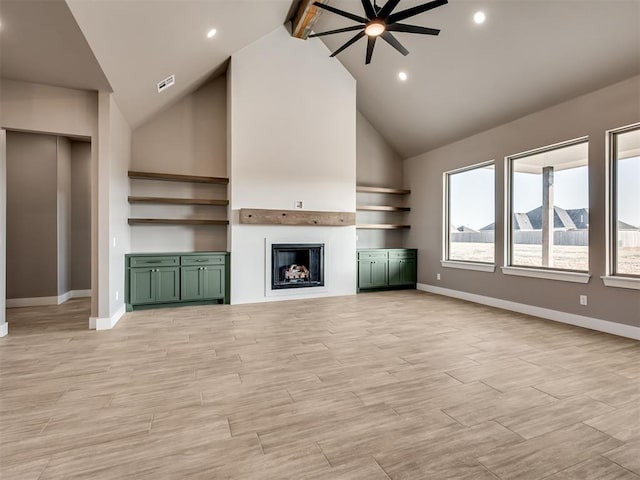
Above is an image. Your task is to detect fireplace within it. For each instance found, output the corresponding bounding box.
[272,243,324,289]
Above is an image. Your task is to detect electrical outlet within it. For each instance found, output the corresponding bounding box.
[437,273,441,281]
[115,291,119,301]
[294,200,303,209]
[113,237,117,247]
[580,295,587,306]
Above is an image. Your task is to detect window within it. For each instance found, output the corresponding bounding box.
[444,162,495,265]
[610,124,640,277]
[507,138,589,272]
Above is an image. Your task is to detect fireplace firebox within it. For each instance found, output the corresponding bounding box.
[272,243,324,289]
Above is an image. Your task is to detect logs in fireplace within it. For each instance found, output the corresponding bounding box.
[272,243,324,289]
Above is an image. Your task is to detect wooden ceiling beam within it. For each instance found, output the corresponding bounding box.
[290,0,329,40]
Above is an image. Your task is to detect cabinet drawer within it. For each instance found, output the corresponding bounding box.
[389,250,417,259]
[130,256,179,267]
[358,251,388,260]
[181,255,225,266]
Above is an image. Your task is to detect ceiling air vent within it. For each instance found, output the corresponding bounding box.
[157,74,175,93]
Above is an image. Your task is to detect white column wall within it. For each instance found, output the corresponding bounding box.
[228,27,357,304]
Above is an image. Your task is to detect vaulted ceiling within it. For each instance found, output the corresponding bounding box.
[1,0,639,159]
[315,0,640,157]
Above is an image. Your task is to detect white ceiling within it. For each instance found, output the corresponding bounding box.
[1,1,639,159]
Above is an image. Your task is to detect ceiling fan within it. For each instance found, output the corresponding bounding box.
[310,0,447,64]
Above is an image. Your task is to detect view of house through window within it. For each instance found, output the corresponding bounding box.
[446,162,495,264]
[508,139,589,271]
[612,125,640,276]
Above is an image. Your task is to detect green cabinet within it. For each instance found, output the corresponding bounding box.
[126,252,229,311]
[357,249,417,292]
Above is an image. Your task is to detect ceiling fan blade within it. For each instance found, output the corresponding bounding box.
[365,36,377,64]
[361,0,376,19]
[378,0,401,19]
[387,23,440,35]
[313,2,368,24]
[381,31,409,56]
[387,0,448,24]
[309,25,364,38]
[330,31,366,57]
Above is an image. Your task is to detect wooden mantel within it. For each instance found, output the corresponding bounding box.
[239,208,355,227]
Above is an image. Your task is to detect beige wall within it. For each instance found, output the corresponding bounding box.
[70,141,91,291]
[356,111,405,249]
[57,136,72,296]
[405,75,640,327]
[130,76,227,253]
[6,131,59,299]
[0,78,97,138]
[107,96,131,318]
[0,130,6,330]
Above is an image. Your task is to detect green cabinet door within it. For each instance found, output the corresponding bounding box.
[181,266,203,301]
[181,265,225,301]
[130,268,155,305]
[129,267,179,304]
[388,259,401,286]
[371,261,388,287]
[402,258,417,285]
[358,260,373,289]
[156,267,180,303]
[358,260,388,289]
[203,265,224,299]
[389,259,417,286]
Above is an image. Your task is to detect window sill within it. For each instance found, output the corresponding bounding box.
[441,260,496,272]
[501,266,591,283]
[601,276,640,290]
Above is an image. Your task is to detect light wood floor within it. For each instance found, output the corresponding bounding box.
[1,291,639,479]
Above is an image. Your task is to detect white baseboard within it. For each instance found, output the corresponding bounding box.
[7,295,59,308]
[89,304,126,331]
[0,322,8,337]
[417,283,640,341]
[70,289,92,298]
[7,289,92,308]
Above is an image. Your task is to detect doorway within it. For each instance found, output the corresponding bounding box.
[3,130,92,330]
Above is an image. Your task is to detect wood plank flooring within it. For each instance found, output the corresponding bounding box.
[1,291,638,479]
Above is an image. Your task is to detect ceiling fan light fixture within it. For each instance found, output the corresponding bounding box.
[364,19,386,37]
[311,0,448,64]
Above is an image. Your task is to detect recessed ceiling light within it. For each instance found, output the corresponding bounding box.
[474,11,486,24]
[207,28,217,38]
[398,71,408,81]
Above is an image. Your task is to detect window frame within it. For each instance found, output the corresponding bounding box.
[442,160,496,271]
[503,136,591,283]
[603,123,640,290]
